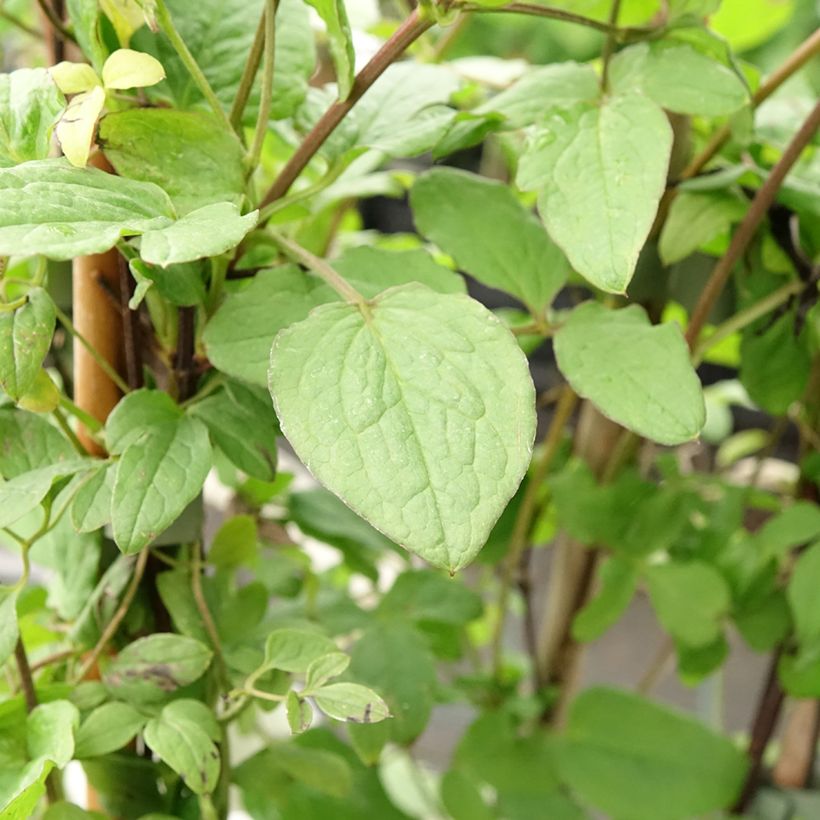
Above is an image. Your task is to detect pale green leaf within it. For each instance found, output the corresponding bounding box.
[554,302,705,445]
[312,682,390,724]
[753,502,820,559]
[611,38,749,116]
[304,652,350,693]
[0,759,54,820]
[286,691,313,735]
[0,409,75,477]
[105,388,181,454]
[103,633,212,703]
[71,464,114,533]
[99,109,246,215]
[0,68,65,166]
[101,48,165,90]
[0,287,56,401]
[263,628,336,673]
[518,93,672,293]
[559,688,747,820]
[305,0,354,99]
[100,0,148,44]
[0,458,96,529]
[74,702,147,758]
[27,700,80,768]
[646,561,730,647]
[163,699,220,740]
[269,284,535,570]
[49,62,101,95]
[411,168,568,314]
[144,702,220,794]
[207,515,258,568]
[659,190,747,265]
[0,159,174,259]
[111,416,212,553]
[710,0,794,51]
[66,0,107,71]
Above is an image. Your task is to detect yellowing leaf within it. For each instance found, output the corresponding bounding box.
[56,85,106,168]
[100,0,147,44]
[49,61,100,95]
[102,49,165,90]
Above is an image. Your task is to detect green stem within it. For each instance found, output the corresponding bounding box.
[53,304,131,395]
[191,543,229,689]
[268,229,365,304]
[692,280,804,365]
[248,0,276,171]
[599,0,623,91]
[59,395,103,433]
[52,407,86,455]
[229,6,267,133]
[155,0,233,131]
[0,6,42,38]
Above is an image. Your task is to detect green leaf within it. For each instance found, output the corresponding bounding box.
[155,569,209,643]
[74,701,147,758]
[350,623,435,744]
[377,569,482,626]
[518,93,672,293]
[752,502,820,559]
[572,557,637,642]
[99,109,246,215]
[646,561,730,647]
[787,541,820,646]
[0,759,55,820]
[554,302,705,445]
[105,388,181,454]
[144,701,220,795]
[0,587,20,667]
[139,202,258,267]
[558,687,747,820]
[304,652,350,693]
[66,0,107,71]
[611,37,749,116]
[0,68,65,166]
[0,458,96,529]
[740,312,810,415]
[441,769,494,820]
[189,382,279,481]
[103,634,212,703]
[0,159,175,259]
[263,628,336,673]
[27,700,79,768]
[129,259,206,307]
[42,801,106,819]
[71,465,114,533]
[207,514,258,568]
[312,682,390,724]
[163,699,220,740]
[134,0,314,121]
[286,690,313,735]
[305,0,354,99]
[411,168,569,314]
[268,284,535,571]
[710,0,794,51]
[332,246,466,296]
[0,288,56,401]
[0,408,75,477]
[476,62,599,130]
[204,265,330,386]
[111,416,212,553]
[659,190,747,265]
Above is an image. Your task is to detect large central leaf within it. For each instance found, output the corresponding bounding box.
[268,284,535,571]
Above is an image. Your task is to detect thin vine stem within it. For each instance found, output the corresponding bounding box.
[685,101,820,350]
[268,229,365,304]
[599,0,623,91]
[248,0,276,170]
[0,6,41,38]
[54,304,131,396]
[154,0,232,132]
[491,385,578,681]
[52,407,86,455]
[59,395,103,434]
[230,5,267,132]
[259,9,433,208]
[191,543,229,688]
[72,548,150,684]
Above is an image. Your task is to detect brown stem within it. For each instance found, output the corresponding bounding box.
[175,306,197,401]
[599,0,623,91]
[36,0,72,51]
[732,648,785,814]
[72,549,150,684]
[679,28,820,181]
[259,10,433,208]
[684,101,820,350]
[118,254,143,390]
